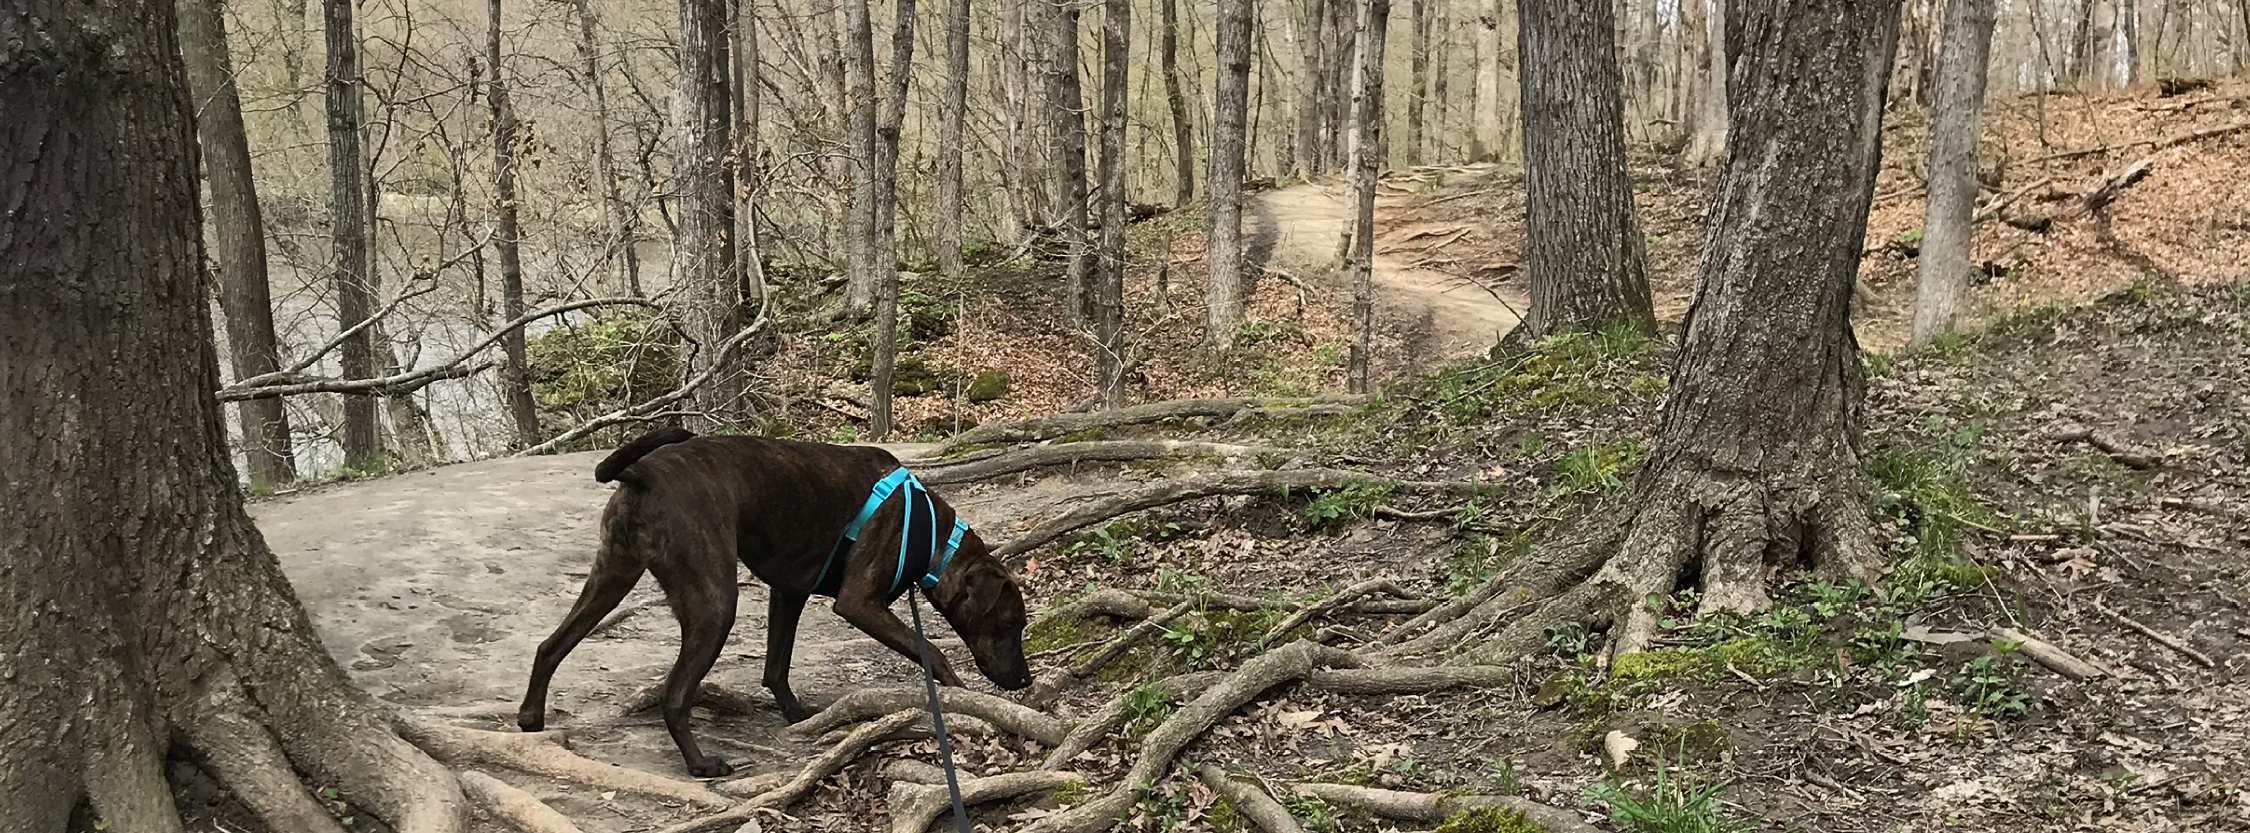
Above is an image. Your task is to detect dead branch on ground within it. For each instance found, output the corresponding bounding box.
[2053,425,2163,469]
[933,395,1368,452]
[1990,627,2112,680]
[914,440,1285,485]
[2094,603,2217,667]
[1262,579,1406,643]
[2030,120,2250,163]
[993,468,1491,558]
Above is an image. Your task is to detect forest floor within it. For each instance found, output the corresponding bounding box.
[236,81,2250,833]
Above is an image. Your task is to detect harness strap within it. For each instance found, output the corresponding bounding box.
[815,467,973,600]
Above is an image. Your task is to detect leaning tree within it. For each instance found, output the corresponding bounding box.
[1459,0,1903,663]
[0,0,467,828]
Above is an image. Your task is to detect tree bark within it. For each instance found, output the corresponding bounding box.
[565,0,637,296]
[1161,0,1195,206]
[1406,0,1431,165]
[1683,0,1728,168]
[0,2,468,828]
[324,0,380,470]
[1049,1,1094,322]
[731,0,766,326]
[935,0,970,275]
[845,0,879,310]
[869,0,916,440]
[1517,0,1655,338]
[1911,0,1998,343]
[1293,0,1329,179]
[489,0,542,449]
[675,0,742,431]
[1345,0,1390,393]
[1323,0,1355,168]
[1095,0,1130,407]
[1429,0,1450,160]
[1462,0,1900,665]
[178,0,296,490]
[1206,0,1254,345]
[1472,0,1501,160]
[1004,0,1048,232]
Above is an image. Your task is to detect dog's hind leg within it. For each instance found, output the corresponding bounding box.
[761,587,814,723]
[518,546,644,733]
[653,555,740,778]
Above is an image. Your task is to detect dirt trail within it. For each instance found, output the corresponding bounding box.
[1246,177,1524,358]
[252,446,1102,829]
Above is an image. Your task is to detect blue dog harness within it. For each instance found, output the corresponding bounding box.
[811,467,972,601]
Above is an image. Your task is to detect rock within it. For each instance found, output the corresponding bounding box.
[966,370,1010,403]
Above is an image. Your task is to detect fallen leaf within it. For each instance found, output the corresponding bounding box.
[1604,730,1640,768]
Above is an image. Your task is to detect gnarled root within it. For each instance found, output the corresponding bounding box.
[1027,601,1196,706]
[1289,783,1601,833]
[1263,579,1407,643]
[397,720,733,809]
[1038,672,1225,770]
[1196,766,1305,833]
[608,679,768,722]
[658,709,926,833]
[994,469,1487,557]
[458,770,585,833]
[886,771,1086,833]
[787,687,1067,746]
[929,395,1367,452]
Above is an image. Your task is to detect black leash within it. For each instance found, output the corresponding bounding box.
[906,586,973,833]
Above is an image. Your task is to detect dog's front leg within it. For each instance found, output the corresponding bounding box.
[763,588,815,722]
[833,595,966,687]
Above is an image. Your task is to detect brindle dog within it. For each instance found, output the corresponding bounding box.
[516,427,1032,777]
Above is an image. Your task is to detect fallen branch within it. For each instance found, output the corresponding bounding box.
[218,296,660,401]
[933,395,1367,452]
[2053,426,2163,469]
[994,469,1490,558]
[1263,579,1406,644]
[265,275,443,380]
[887,771,1085,833]
[1288,783,1600,833]
[458,770,585,833]
[1972,176,2055,224]
[787,687,1068,746]
[1196,766,1305,833]
[915,440,1283,485]
[658,709,925,833]
[398,721,732,809]
[1990,627,2111,680]
[1021,641,1364,833]
[2094,604,2216,667]
[2030,120,2250,163]
[2081,158,2153,213]
[519,315,770,456]
[2159,496,2248,522]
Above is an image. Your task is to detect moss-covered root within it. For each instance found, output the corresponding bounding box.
[1195,765,1306,833]
[1289,783,1600,833]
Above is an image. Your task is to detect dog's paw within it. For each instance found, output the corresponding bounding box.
[780,705,815,724]
[687,758,735,779]
[516,711,546,733]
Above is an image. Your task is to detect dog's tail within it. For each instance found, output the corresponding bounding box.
[595,426,697,485]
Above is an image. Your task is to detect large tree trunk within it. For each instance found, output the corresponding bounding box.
[0,2,467,828]
[1095,0,1130,407]
[1429,0,1450,161]
[565,0,638,296]
[324,0,380,470]
[732,0,766,324]
[844,0,879,310]
[869,0,916,440]
[1049,1,1093,321]
[935,0,970,275]
[675,0,743,430]
[1345,0,1391,393]
[1323,0,1355,168]
[1911,0,1997,343]
[1161,0,1194,206]
[1406,0,1431,166]
[1472,0,1500,160]
[1517,0,1654,338]
[1682,0,1728,168]
[489,0,542,449]
[1206,0,1254,346]
[1461,0,1899,665]
[178,0,296,490]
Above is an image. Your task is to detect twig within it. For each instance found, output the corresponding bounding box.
[2094,604,2216,667]
[218,296,662,401]
[1989,627,2112,680]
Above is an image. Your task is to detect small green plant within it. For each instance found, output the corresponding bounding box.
[1432,807,1548,833]
[1897,683,1930,730]
[1491,758,1523,795]
[1285,794,1340,833]
[1154,568,1209,597]
[1848,618,1924,671]
[1584,761,1745,833]
[1552,441,1641,495]
[1161,621,1211,664]
[1122,681,1174,737]
[1804,579,1869,619]
[1545,621,1596,658]
[1304,481,1396,528]
[1066,525,1132,563]
[1952,654,2033,721]
[827,424,860,444]
[1312,343,1343,366]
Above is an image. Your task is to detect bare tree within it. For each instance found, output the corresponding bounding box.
[1345,0,1392,392]
[323,0,381,470]
[0,0,468,824]
[1912,0,1999,343]
[1206,0,1254,345]
[1406,0,1431,166]
[675,0,744,430]
[869,0,917,439]
[1517,0,1654,338]
[1293,0,1330,178]
[179,0,296,489]
[1003,0,1049,233]
[488,0,541,448]
[1684,0,1728,168]
[935,0,971,274]
[1462,0,1903,663]
[733,0,767,318]
[1049,0,1093,321]
[845,0,879,311]
[1160,0,1194,206]
[1094,0,1131,406]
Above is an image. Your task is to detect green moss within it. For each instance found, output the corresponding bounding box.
[1642,720,1732,765]
[1207,796,1245,832]
[1432,807,1549,833]
[1609,637,1815,683]
[1023,614,1105,654]
[1049,780,1088,805]
[965,369,1010,402]
[526,310,679,440]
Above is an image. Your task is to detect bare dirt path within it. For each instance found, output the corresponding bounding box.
[1245,174,1524,359]
[252,446,1106,830]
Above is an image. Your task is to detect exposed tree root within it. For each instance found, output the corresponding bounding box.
[1263,579,1406,643]
[1021,641,1364,833]
[1196,765,1306,833]
[1136,588,1430,616]
[1303,664,1515,694]
[915,440,1283,485]
[182,697,355,833]
[787,687,1068,746]
[1288,783,1601,833]
[587,598,660,638]
[1371,572,1509,649]
[932,395,1367,452]
[609,679,768,721]
[458,770,585,833]
[1028,601,1196,706]
[817,713,996,747]
[996,468,1485,558]
[886,771,1086,833]
[881,759,949,784]
[657,709,924,833]
[1990,627,2113,680]
[397,721,732,809]
[1029,588,1159,633]
[1038,672,1226,770]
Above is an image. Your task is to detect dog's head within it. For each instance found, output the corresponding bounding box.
[931,532,1032,690]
